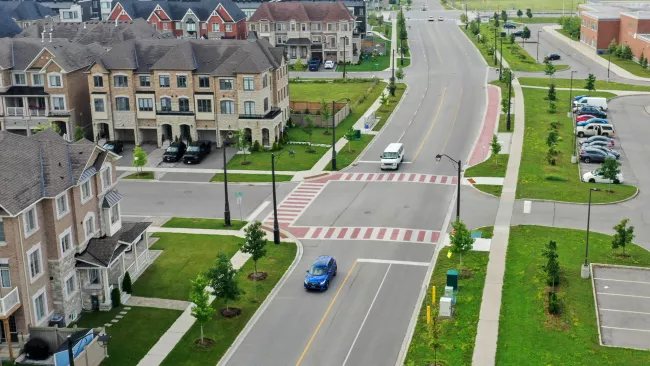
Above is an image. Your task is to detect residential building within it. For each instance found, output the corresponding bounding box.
[0,38,105,140]
[0,129,151,356]
[0,12,22,38]
[0,1,57,29]
[87,38,289,148]
[107,0,248,40]
[248,2,358,64]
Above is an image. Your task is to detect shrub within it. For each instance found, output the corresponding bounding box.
[548,292,561,315]
[272,141,280,151]
[250,140,261,152]
[545,175,568,182]
[122,272,132,294]
[111,288,121,308]
[548,102,557,114]
[304,108,311,114]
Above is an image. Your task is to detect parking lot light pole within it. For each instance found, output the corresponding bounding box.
[536,30,541,61]
[582,188,601,278]
[331,97,350,171]
[607,48,612,82]
[499,36,503,77]
[271,150,295,244]
[223,139,231,228]
[494,26,498,65]
[435,154,461,221]
[569,70,577,113]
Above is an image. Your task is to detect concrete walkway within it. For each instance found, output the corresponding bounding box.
[390,12,397,70]
[125,296,190,311]
[148,226,296,242]
[472,77,525,365]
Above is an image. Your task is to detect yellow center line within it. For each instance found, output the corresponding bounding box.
[412,87,448,162]
[440,88,464,153]
[295,260,358,366]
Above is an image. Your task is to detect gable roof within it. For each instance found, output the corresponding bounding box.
[76,221,151,267]
[0,38,105,72]
[249,2,355,23]
[113,0,246,22]
[0,1,55,21]
[0,12,22,37]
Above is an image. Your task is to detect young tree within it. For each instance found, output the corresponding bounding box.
[622,45,633,60]
[548,83,557,102]
[490,134,501,166]
[522,26,531,45]
[73,126,84,141]
[501,10,508,22]
[526,8,533,19]
[380,92,389,106]
[293,58,306,71]
[426,307,442,365]
[388,76,397,96]
[517,9,523,19]
[509,33,516,44]
[241,221,267,279]
[585,73,596,94]
[612,218,635,256]
[189,274,215,346]
[396,67,405,81]
[303,115,315,152]
[320,99,332,135]
[641,52,649,68]
[600,158,621,183]
[449,219,475,267]
[343,127,357,153]
[234,129,252,163]
[460,13,468,24]
[542,240,560,289]
[544,62,556,80]
[614,44,624,58]
[207,252,243,316]
[493,16,500,28]
[608,39,618,55]
[33,123,61,134]
[547,129,559,148]
[132,146,148,176]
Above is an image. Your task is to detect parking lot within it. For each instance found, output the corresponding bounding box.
[578,134,638,186]
[592,264,650,349]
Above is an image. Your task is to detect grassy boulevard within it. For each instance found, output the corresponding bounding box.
[162,217,247,230]
[519,77,650,92]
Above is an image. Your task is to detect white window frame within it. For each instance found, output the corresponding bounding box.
[32,73,43,86]
[115,96,130,111]
[100,165,112,191]
[55,191,69,219]
[50,95,66,111]
[212,23,219,32]
[83,212,96,241]
[65,272,77,299]
[0,259,11,288]
[113,74,128,88]
[159,74,170,88]
[93,74,103,88]
[178,97,190,112]
[220,99,235,114]
[160,96,172,111]
[0,218,5,245]
[80,179,93,204]
[59,226,73,257]
[27,243,43,283]
[243,77,254,91]
[23,206,39,238]
[110,204,120,225]
[13,72,27,86]
[139,75,151,88]
[176,74,188,88]
[94,98,105,113]
[48,73,63,88]
[197,99,212,113]
[226,24,232,32]
[32,286,48,324]
[244,101,255,115]
[138,98,154,112]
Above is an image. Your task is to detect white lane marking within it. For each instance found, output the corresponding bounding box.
[356,259,430,267]
[356,161,413,164]
[246,201,270,221]
[598,293,650,299]
[595,278,650,285]
[601,326,650,333]
[523,200,531,214]
[341,264,392,366]
[601,308,650,316]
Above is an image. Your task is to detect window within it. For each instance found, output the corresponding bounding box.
[152,22,157,29]
[290,47,296,58]
[212,23,219,32]
[160,97,171,112]
[56,193,69,218]
[244,101,255,115]
[62,11,78,19]
[93,75,103,87]
[32,74,43,86]
[159,75,170,87]
[342,23,348,32]
[60,229,72,255]
[197,99,212,113]
[202,23,206,30]
[263,74,268,88]
[243,77,254,91]
[94,98,104,112]
[0,219,4,244]
[110,204,120,224]
[51,96,65,111]
[186,21,196,32]
[13,73,26,85]
[65,274,76,298]
[88,269,99,284]
[175,21,181,29]
[276,36,284,44]
[138,98,153,112]
[0,263,10,288]
[199,76,210,88]
[24,207,37,235]
[115,97,130,111]
[291,22,296,31]
[139,75,151,87]
[313,36,321,44]
[102,2,110,8]
[113,75,128,87]
[264,97,269,112]
[226,24,232,32]
[85,216,95,237]
[81,179,92,202]
[177,75,187,88]
[101,167,112,189]
[301,23,307,31]
[327,23,335,31]
[28,245,42,280]
[311,23,321,31]
[219,78,234,90]
[276,23,282,31]
[220,100,234,114]
[179,98,190,112]
[34,290,46,322]
[163,23,168,30]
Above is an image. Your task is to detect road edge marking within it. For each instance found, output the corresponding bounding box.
[412,86,448,161]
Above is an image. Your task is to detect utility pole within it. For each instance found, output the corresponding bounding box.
[506,72,512,131]
[392,49,395,80]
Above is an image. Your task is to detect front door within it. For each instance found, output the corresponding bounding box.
[0,315,18,343]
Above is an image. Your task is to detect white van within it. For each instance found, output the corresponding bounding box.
[380,143,404,170]
[573,97,608,111]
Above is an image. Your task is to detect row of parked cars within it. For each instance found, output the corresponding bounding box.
[162,140,213,164]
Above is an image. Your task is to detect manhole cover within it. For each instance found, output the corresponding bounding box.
[183,190,192,194]
[156,201,164,205]
[404,205,410,209]
[364,211,371,214]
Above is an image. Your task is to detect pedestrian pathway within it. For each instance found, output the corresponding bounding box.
[328,172,459,185]
[117,166,296,175]
[520,84,650,96]
[287,226,440,244]
[125,296,190,311]
[263,182,327,227]
[103,307,132,328]
[469,85,500,167]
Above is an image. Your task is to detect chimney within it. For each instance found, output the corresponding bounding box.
[49,32,52,42]
[83,22,86,29]
[41,31,45,42]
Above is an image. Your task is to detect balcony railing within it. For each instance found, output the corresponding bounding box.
[0,287,20,316]
[239,107,282,120]
[49,110,71,117]
[156,109,195,116]
[29,108,47,117]
[6,107,24,116]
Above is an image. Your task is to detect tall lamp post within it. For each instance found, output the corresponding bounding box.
[506,69,512,131]
[343,36,348,79]
[435,154,462,221]
[222,133,234,227]
[494,25,498,66]
[271,149,295,244]
[331,97,351,171]
[536,30,541,61]
[582,188,600,278]
[607,44,612,81]
[499,36,503,77]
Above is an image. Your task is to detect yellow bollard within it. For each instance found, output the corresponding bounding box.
[432,286,436,305]
[427,305,431,325]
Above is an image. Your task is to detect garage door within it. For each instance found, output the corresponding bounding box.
[198,130,218,143]
[115,129,135,143]
[140,129,157,144]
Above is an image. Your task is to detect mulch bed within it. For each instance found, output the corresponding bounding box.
[220,307,242,318]
[194,338,215,348]
[247,272,269,281]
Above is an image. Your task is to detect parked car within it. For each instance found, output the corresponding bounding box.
[575,114,596,123]
[308,59,321,71]
[438,16,444,21]
[513,31,523,37]
[573,97,608,111]
[590,145,620,159]
[183,140,211,164]
[102,140,123,154]
[581,140,615,150]
[574,95,588,102]
[428,16,434,21]
[583,169,624,184]
[576,118,608,127]
[504,23,517,29]
[162,141,187,162]
[576,106,607,118]
[579,147,616,163]
[547,53,561,61]
[576,123,615,137]
[324,60,335,69]
[579,135,615,146]
[304,256,337,291]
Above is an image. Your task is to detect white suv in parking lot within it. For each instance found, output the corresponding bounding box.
[575,123,615,137]
[582,170,624,184]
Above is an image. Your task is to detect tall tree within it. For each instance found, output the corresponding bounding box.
[241,221,268,279]
[233,129,251,163]
[501,10,508,22]
[189,274,215,346]
[207,252,243,315]
[517,9,523,19]
[132,146,148,176]
[522,26,531,45]
[526,8,533,19]
[449,219,475,267]
[599,158,621,183]
[585,73,596,94]
[612,218,635,256]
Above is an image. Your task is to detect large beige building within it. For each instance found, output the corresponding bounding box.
[87,38,290,147]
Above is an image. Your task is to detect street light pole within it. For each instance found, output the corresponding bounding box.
[506,71,512,131]
[435,154,461,220]
[343,36,347,79]
[536,30,541,61]
[494,26,498,65]
[607,48,612,81]
[271,153,280,244]
[569,70,577,113]
[331,100,337,171]
[392,49,395,80]
[223,139,231,227]
[499,36,503,77]
[582,188,600,278]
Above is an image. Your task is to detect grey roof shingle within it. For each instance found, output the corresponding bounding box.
[0,38,105,72]
[119,221,151,243]
[75,221,150,267]
[0,1,55,21]
[249,2,355,23]
[102,190,123,208]
[115,0,246,23]
[0,12,22,38]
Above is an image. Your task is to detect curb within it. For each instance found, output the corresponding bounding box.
[466,82,498,169]
[466,182,502,199]
[217,229,304,366]
[518,186,639,205]
[117,177,297,187]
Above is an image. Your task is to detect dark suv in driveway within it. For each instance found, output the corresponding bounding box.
[183,140,212,164]
[162,141,186,162]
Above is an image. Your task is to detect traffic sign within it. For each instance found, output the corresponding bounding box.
[235,192,243,197]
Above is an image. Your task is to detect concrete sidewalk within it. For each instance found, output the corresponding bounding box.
[520,84,650,96]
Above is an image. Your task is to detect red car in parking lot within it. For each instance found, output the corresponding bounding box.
[576,115,595,123]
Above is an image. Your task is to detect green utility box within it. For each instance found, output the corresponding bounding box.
[447,270,458,292]
[353,129,361,140]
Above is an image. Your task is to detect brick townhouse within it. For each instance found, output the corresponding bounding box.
[107,0,248,40]
[248,2,358,64]
[0,129,151,357]
[87,38,290,148]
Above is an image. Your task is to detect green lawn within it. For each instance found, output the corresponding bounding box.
[227,144,328,171]
[405,251,490,366]
[517,88,637,203]
[556,28,578,41]
[325,134,374,170]
[519,77,650,92]
[210,173,293,183]
[498,226,650,365]
[163,217,247,230]
[465,154,509,177]
[373,84,407,131]
[73,307,181,366]
[473,184,503,197]
[600,56,650,78]
[289,81,377,106]
[287,81,387,145]
[337,43,391,71]
[462,0,585,11]
[131,233,243,300]
[122,171,154,180]
[161,241,296,365]
[499,114,515,132]
[511,17,564,24]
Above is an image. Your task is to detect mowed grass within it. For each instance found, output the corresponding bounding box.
[373,83,407,131]
[161,241,296,365]
[227,144,328,171]
[131,233,243,300]
[325,134,374,170]
[499,114,515,132]
[210,173,293,183]
[601,56,650,78]
[497,226,650,365]
[512,17,565,24]
[405,251,490,366]
[463,0,586,11]
[123,171,154,180]
[473,184,503,197]
[465,154,510,177]
[517,88,637,203]
[337,42,391,71]
[289,81,377,106]
[73,307,181,366]
[519,77,650,92]
[163,217,247,230]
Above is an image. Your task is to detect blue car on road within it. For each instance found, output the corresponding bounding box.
[304,256,337,291]
[503,23,517,29]
[576,118,608,127]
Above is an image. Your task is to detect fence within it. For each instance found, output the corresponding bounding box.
[290,101,350,128]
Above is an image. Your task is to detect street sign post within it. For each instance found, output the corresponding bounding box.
[235,192,243,221]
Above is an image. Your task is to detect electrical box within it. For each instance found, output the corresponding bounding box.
[447,270,458,292]
[444,286,456,304]
[440,297,453,318]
